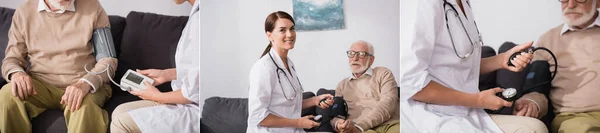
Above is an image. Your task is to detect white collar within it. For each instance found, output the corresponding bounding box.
[269,48,295,73]
[38,0,75,14]
[560,9,600,35]
[350,67,373,80]
[189,1,199,16]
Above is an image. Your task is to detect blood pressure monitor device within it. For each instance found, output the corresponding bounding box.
[499,88,518,102]
[312,115,323,122]
[119,69,154,91]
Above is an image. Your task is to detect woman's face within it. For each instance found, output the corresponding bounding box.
[267,18,296,51]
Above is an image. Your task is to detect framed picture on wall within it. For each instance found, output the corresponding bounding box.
[292,0,346,31]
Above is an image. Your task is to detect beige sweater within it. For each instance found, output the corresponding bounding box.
[2,0,117,92]
[334,67,399,130]
[534,24,600,113]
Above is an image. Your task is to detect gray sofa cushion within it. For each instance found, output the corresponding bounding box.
[202,97,248,133]
[201,92,318,133]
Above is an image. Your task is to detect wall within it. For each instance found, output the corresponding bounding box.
[401,0,563,51]
[471,0,563,49]
[200,0,400,111]
[0,0,192,17]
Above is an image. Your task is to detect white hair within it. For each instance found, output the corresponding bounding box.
[353,40,374,55]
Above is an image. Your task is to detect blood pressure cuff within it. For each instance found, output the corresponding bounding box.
[91,27,117,61]
[522,60,552,96]
[321,97,349,123]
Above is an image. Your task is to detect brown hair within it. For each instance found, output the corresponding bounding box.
[261,11,295,58]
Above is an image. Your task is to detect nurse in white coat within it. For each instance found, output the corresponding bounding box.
[247,11,334,133]
[109,0,199,133]
[400,0,548,132]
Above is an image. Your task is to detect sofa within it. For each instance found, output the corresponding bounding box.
[201,87,400,133]
[200,89,331,133]
[0,7,189,133]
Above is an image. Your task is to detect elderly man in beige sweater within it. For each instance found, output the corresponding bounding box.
[0,0,117,132]
[327,41,399,133]
[532,0,600,132]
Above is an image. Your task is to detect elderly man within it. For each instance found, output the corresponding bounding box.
[532,0,600,132]
[328,41,399,133]
[0,0,117,132]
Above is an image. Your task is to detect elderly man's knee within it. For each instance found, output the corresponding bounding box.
[0,85,21,111]
[554,116,600,133]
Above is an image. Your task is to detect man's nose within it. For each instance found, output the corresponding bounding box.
[567,0,577,9]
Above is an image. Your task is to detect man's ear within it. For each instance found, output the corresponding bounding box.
[370,56,376,66]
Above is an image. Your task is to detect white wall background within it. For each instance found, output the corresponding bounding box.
[200,0,400,111]
[401,0,563,51]
[0,0,192,17]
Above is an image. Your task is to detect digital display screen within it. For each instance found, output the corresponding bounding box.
[126,73,144,85]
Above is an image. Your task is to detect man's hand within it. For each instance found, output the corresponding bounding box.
[502,41,533,72]
[61,81,91,112]
[10,72,36,100]
[336,119,360,133]
[130,81,162,102]
[314,94,334,109]
[513,99,539,118]
[137,69,174,86]
[475,88,513,110]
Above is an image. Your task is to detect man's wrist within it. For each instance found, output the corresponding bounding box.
[77,80,93,92]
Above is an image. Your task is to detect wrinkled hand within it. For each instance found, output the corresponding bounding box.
[136,69,171,86]
[476,88,513,110]
[335,119,355,133]
[129,81,162,101]
[502,41,534,72]
[315,94,334,109]
[10,72,35,100]
[61,81,91,112]
[513,99,539,118]
[296,115,320,129]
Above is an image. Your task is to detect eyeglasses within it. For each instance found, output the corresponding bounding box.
[559,0,587,3]
[346,50,372,58]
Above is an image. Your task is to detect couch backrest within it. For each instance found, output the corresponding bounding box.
[0,7,15,85]
[111,11,188,94]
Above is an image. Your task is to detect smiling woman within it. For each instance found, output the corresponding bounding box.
[246,11,335,133]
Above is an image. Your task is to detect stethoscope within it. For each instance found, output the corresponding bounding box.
[268,52,304,101]
[443,0,484,59]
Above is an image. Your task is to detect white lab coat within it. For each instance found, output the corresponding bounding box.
[400,0,502,133]
[247,49,304,133]
[127,2,200,133]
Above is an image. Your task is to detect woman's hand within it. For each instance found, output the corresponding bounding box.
[501,41,533,72]
[475,88,513,110]
[130,81,162,102]
[314,94,334,109]
[137,69,175,86]
[295,115,320,129]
